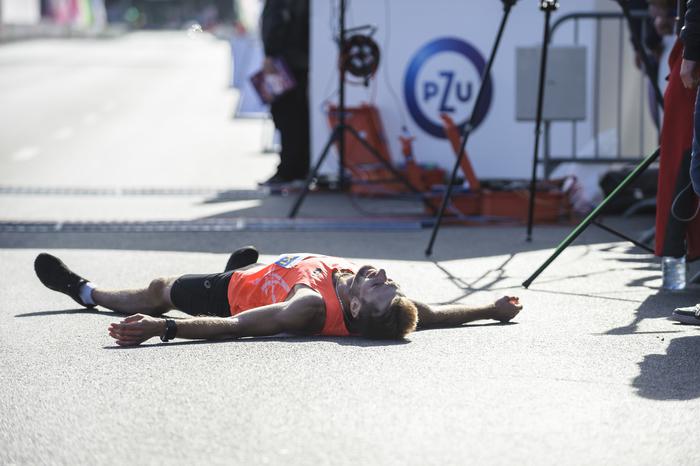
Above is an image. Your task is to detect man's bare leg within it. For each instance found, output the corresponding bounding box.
[92,277,177,316]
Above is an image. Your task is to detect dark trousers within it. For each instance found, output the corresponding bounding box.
[270,69,310,180]
[692,88,700,196]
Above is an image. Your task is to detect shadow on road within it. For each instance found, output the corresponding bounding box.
[102,335,410,349]
[431,255,515,303]
[15,308,119,318]
[633,333,700,400]
[416,321,517,331]
[604,291,699,335]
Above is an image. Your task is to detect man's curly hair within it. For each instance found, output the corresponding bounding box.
[356,296,418,339]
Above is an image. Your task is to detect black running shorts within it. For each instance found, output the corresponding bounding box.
[169,271,233,317]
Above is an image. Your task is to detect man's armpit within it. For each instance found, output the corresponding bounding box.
[282,291,325,333]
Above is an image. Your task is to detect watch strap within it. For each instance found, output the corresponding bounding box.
[160,319,177,342]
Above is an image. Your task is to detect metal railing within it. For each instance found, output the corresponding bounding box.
[542,10,661,177]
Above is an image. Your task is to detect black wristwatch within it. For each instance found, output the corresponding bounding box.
[160,319,178,342]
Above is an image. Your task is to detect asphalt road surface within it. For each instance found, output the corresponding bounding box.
[2,32,700,466]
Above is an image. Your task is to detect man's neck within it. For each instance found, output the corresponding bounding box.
[334,271,356,329]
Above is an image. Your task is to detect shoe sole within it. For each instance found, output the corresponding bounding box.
[669,312,700,325]
[34,253,93,307]
[225,246,259,272]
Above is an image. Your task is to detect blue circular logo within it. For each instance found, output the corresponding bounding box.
[404,37,493,138]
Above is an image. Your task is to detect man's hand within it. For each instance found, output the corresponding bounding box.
[108,314,165,346]
[263,56,276,74]
[681,59,700,89]
[491,296,523,323]
[654,16,674,36]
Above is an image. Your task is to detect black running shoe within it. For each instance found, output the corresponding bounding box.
[258,173,292,187]
[224,246,259,272]
[670,304,700,325]
[34,253,94,308]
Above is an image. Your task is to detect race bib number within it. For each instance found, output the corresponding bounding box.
[274,254,306,269]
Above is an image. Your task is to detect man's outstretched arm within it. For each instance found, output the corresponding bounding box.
[412,296,522,328]
[108,291,323,346]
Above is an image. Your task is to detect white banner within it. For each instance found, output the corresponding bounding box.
[309,0,653,180]
[1,0,41,24]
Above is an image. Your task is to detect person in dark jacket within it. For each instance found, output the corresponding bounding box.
[259,0,310,186]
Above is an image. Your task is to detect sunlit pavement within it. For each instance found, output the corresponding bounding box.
[1,32,700,465]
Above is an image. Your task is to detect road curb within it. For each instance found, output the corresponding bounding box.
[0,23,126,42]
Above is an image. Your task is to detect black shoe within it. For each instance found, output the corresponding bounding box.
[224,246,259,272]
[670,304,700,325]
[258,173,293,187]
[34,253,94,308]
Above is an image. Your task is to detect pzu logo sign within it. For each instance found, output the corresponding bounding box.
[404,37,493,138]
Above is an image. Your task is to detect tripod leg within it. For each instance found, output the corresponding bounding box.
[343,125,437,213]
[592,220,655,253]
[522,147,660,288]
[424,1,515,256]
[526,4,555,242]
[288,127,340,218]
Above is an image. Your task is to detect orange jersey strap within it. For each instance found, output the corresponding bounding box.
[227,255,358,336]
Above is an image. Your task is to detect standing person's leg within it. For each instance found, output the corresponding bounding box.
[269,89,297,181]
[289,70,310,179]
[692,88,700,196]
[661,150,695,257]
[670,87,700,322]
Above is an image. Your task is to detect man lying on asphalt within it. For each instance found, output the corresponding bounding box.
[34,247,523,345]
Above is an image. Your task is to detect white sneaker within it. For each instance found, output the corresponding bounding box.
[670,304,700,325]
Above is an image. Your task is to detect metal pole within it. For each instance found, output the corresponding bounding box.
[289,127,340,218]
[592,220,654,253]
[337,0,347,189]
[522,147,660,288]
[425,0,516,256]
[526,0,558,242]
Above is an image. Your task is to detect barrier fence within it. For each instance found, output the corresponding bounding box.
[542,9,661,178]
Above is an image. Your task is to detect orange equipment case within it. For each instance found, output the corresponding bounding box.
[327,104,444,196]
[432,114,571,223]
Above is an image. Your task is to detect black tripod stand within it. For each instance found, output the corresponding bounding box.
[522,0,667,287]
[525,0,665,242]
[424,0,517,256]
[288,0,434,218]
[525,0,559,242]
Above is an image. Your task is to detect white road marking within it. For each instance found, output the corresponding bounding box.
[101,101,116,112]
[11,146,39,161]
[82,113,99,125]
[52,127,74,140]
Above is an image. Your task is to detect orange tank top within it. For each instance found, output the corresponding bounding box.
[227,254,358,336]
